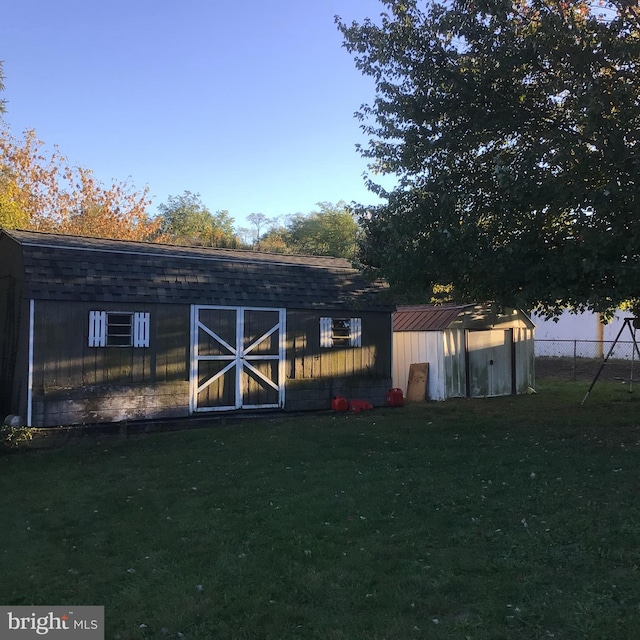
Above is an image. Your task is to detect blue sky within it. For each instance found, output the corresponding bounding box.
[1,0,389,230]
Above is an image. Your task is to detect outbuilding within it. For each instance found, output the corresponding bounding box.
[0,230,394,427]
[392,304,535,401]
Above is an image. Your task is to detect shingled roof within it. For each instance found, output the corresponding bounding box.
[3,230,393,311]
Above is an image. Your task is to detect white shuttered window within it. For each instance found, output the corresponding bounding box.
[88,311,150,347]
[319,317,362,348]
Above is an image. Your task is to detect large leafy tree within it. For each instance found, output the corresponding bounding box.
[286,201,360,258]
[157,191,237,247]
[338,0,640,316]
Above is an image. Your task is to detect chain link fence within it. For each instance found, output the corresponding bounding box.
[536,339,640,382]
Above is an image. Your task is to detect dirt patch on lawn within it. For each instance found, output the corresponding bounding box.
[536,356,640,383]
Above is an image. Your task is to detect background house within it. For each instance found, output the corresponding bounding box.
[532,308,637,359]
[392,304,535,401]
[0,230,394,427]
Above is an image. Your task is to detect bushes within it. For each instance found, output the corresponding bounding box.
[0,415,33,450]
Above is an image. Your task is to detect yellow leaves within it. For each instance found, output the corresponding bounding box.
[0,124,160,240]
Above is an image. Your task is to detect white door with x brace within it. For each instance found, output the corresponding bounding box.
[190,306,286,412]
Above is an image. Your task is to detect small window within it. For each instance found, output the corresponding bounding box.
[107,313,133,346]
[89,311,149,347]
[320,317,362,348]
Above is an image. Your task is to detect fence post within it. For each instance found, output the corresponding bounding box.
[572,340,577,382]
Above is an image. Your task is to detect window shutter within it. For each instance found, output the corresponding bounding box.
[320,317,333,348]
[88,311,107,347]
[349,317,362,347]
[133,312,150,348]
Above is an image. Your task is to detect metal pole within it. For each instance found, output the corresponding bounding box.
[630,328,635,393]
[581,319,629,406]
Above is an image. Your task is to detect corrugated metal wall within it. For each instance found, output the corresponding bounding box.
[393,330,466,401]
[393,327,535,401]
[514,327,536,393]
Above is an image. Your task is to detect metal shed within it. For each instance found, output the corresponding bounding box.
[392,304,535,401]
[0,230,395,427]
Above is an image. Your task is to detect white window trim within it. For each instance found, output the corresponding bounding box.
[320,316,362,348]
[89,310,150,348]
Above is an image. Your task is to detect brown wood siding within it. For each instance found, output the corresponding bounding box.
[31,301,191,426]
[0,236,29,419]
[285,310,392,411]
[29,302,393,425]
[287,310,391,380]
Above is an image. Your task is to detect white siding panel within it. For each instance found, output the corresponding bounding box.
[442,329,466,398]
[393,331,448,401]
[515,327,535,392]
[393,332,423,396]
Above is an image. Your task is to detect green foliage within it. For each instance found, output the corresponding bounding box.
[250,202,360,258]
[156,191,237,247]
[286,201,360,258]
[0,423,33,449]
[338,1,640,315]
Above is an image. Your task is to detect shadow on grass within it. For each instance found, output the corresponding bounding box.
[1,381,639,639]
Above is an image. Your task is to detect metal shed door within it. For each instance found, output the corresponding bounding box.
[466,329,514,398]
[190,306,286,412]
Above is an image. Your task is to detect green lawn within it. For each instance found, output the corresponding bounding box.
[2,381,640,639]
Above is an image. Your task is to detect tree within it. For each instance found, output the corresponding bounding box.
[338,1,640,316]
[0,61,6,116]
[0,126,159,240]
[286,201,360,258]
[156,191,237,246]
[0,64,27,229]
[247,212,272,246]
[236,226,254,247]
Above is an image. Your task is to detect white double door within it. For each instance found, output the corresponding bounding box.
[190,306,286,412]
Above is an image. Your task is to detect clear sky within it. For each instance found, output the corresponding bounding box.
[1,0,389,230]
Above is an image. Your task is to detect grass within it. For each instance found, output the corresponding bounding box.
[2,380,640,639]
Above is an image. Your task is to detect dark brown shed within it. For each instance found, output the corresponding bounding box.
[0,230,394,427]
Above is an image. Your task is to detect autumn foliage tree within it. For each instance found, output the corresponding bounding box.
[338,0,640,316]
[0,125,160,240]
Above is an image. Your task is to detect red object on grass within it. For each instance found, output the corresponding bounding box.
[331,396,349,412]
[385,388,404,407]
[349,399,373,413]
